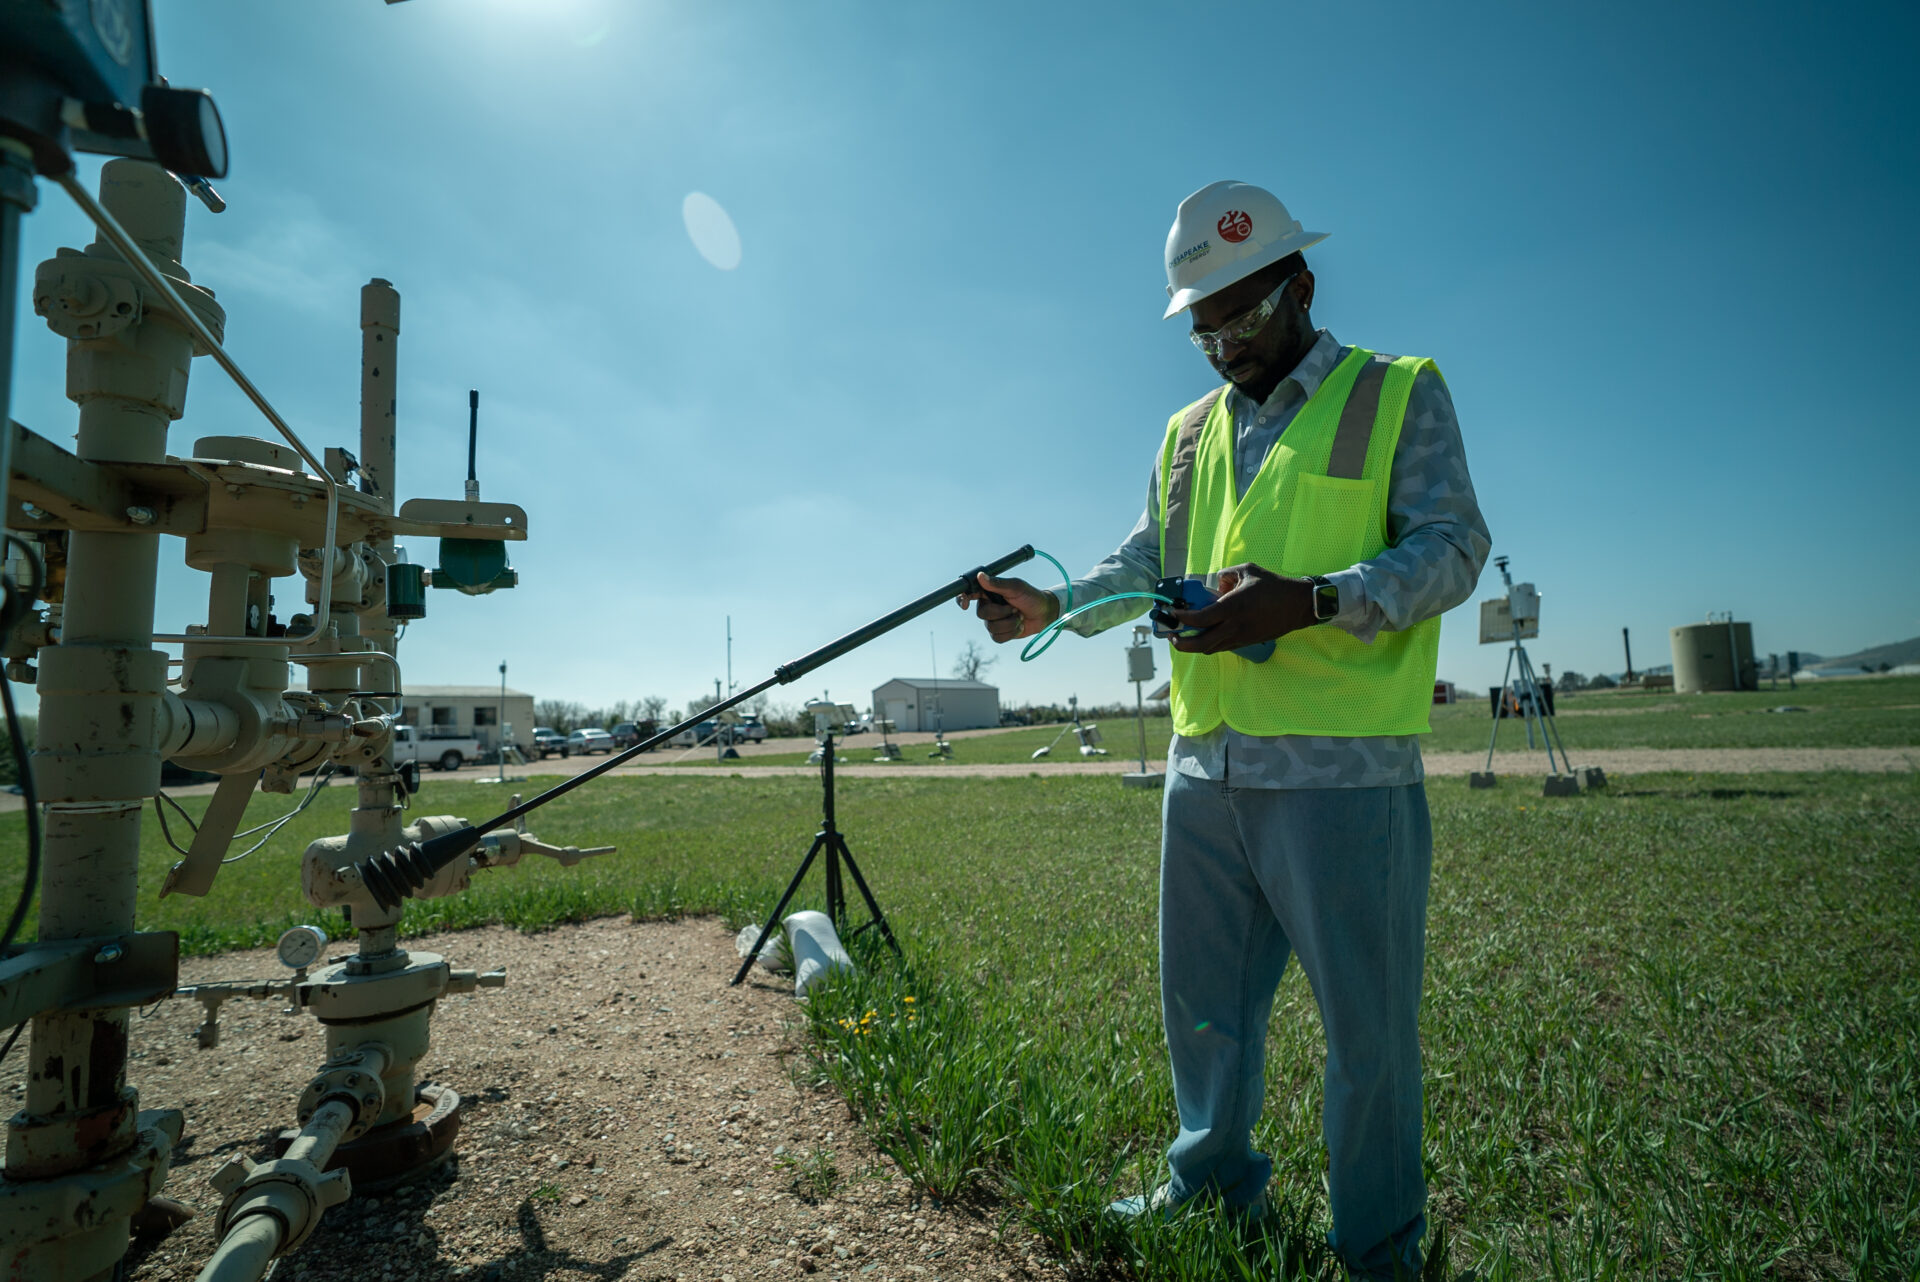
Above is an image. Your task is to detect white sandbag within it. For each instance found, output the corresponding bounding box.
[733,923,791,973]
[783,910,855,997]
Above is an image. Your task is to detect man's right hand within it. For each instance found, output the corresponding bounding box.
[957,571,1059,642]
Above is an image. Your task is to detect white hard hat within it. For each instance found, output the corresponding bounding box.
[1163,180,1327,320]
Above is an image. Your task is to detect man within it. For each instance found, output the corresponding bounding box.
[961,180,1489,1279]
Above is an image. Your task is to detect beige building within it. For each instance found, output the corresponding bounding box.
[399,685,536,752]
[872,678,1000,732]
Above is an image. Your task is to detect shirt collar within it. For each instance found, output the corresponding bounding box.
[1225,328,1343,417]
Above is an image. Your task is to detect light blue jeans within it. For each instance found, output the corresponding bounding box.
[1158,771,1431,1278]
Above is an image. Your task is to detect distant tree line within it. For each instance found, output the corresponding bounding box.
[529,693,818,740]
[1548,672,1617,693]
[1001,700,1155,725]
[523,687,1170,742]
[532,696,668,735]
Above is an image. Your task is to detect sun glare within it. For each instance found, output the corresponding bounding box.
[683,193,743,272]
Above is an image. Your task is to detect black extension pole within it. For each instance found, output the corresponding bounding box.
[467,389,479,484]
[354,545,1037,910]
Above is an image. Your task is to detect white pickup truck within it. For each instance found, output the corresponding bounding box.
[391,724,489,772]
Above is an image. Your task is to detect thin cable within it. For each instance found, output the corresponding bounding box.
[1020,592,1172,662]
[151,762,334,863]
[974,546,1174,663]
[0,1019,24,1067]
[0,541,46,951]
[223,765,333,863]
[0,541,44,953]
[152,790,198,857]
[1029,548,1074,614]
[0,662,40,953]
[231,763,332,842]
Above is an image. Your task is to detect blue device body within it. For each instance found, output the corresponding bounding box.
[1149,576,1276,664]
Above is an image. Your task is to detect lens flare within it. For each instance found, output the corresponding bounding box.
[682,192,742,271]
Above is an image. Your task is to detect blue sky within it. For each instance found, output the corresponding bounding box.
[9,0,1917,720]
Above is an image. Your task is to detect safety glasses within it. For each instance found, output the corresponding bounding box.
[1188,273,1298,359]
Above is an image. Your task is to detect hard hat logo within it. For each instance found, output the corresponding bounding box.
[1163,181,1327,320]
[1169,240,1212,271]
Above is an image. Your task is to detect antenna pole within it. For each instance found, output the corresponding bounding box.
[465,389,479,501]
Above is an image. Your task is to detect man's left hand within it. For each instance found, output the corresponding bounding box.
[1167,563,1319,654]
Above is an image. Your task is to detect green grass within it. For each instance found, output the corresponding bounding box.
[673,674,1920,768]
[1,770,1915,1279]
[1422,673,1920,753]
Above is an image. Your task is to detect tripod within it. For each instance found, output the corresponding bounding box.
[1475,556,1581,792]
[731,729,900,985]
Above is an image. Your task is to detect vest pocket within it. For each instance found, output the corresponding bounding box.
[1279,474,1376,576]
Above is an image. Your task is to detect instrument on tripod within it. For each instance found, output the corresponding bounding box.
[1030,694,1108,759]
[731,711,898,986]
[1472,556,1602,796]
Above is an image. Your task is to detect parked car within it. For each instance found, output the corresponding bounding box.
[667,719,719,748]
[392,724,487,772]
[567,728,616,756]
[734,716,768,743]
[531,727,568,759]
[610,720,657,749]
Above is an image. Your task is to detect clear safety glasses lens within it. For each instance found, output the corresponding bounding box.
[1188,274,1298,359]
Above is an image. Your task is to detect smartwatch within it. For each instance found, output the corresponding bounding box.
[1307,574,1340,623]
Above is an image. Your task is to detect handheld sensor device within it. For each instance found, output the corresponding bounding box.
[1150,575,1276,664]
[1014,554,1278,664]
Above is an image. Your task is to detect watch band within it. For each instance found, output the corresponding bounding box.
[1308,575,1340,623]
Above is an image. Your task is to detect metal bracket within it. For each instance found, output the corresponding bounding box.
[6,419,207,535]
[390,496,528,541]
[0,932,179,1029]
[159,772,257,898]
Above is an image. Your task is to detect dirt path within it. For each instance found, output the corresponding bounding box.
[1420,746,1917,776]
[0,918,1056,1282]
[4,745,1911,814]
[538,745,1919,781]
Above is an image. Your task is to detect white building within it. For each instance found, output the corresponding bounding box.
[871,678,1000,732]
[399,685,536,752]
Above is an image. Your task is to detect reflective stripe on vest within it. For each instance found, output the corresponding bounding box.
[1157,347,1444,738]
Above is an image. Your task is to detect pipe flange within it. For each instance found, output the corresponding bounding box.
[300,952,449,1019]
[297,1068,384,1141]
[211,1157,350,1255]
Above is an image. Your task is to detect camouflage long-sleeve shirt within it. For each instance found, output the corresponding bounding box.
[1051,329,1491,788]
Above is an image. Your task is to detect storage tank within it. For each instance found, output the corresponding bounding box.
[1671,620,1756,693]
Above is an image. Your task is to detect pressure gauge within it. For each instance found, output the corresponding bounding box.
[275,925,329,970]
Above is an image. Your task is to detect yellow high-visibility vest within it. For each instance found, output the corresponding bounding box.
[1158,347,1442,738]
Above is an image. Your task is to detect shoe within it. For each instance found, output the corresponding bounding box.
[1106,1184,1269,1223]
[1105,1183,1189,1221]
